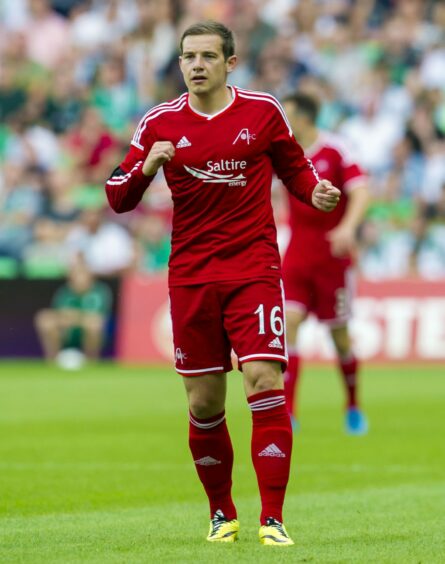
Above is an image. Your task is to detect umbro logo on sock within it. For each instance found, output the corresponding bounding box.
[194,456,221,466]
[258,443,285,458]
[176,136,192,148]
[268,337,283,349]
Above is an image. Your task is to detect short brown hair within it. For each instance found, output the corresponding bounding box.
[282,92,320,124]
[180,21,235,60]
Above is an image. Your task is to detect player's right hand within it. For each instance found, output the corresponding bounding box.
[142,141,175,176]
[312,179,341,212]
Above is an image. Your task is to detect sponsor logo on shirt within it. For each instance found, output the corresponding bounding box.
[314,158,329,172]
[184,159,247,187]
[233,128,256,145]
[176,136,192,148]
[175,348,187,364]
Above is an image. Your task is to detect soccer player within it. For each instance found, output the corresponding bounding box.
[281,92,369,435]
[105,22,340,546]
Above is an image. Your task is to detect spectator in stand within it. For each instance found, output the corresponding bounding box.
[410,209,445,279]
[132,211,171,273]
[43,65,85,134]
[24,0,70,69]
[40,167,81,228]
[339,93,404,178]
[0,163,44,262]
[381,129,425,201]
[63,107,120,185]
[125,0,176,106]
[22,217,72,277]
[1,0,445,281]
[0,60,28,121]
[90,56,139,135]
[66,206,136,277]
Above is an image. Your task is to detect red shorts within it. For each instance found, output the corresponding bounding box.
[169,278,288,376]
[282,260,354,325]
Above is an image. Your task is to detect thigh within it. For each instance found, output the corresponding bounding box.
[221,278,287,370]
[169,284,232,376]
[330,324,351,356]
[282,261,314,316]
[242,360,284,397]
[314,265,355,325]
[183,373,227,418]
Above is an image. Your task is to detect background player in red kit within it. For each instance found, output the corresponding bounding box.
[281,92,369,435]
[105,22,340,546]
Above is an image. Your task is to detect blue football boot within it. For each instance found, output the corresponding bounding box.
[345,407,368,435]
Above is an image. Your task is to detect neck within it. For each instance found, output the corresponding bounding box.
[189,85,232,115]
[299,125,319,150]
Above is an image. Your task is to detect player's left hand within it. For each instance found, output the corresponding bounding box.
[326,223,356,257]
[312,180,341,212]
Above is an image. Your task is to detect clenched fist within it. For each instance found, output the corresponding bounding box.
[142,141,175,176]
[312,179,341,212]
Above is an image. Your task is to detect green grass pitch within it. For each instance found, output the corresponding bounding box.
[0,361,444,563]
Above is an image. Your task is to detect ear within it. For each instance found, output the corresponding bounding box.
[226,55,237,73]
[178,56,185,75]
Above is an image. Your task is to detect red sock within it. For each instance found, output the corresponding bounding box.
[189,411,237,520]
[338,354,359,408]
[248,390,293,525]
[284,350,300,417]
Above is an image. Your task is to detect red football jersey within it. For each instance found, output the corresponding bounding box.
[284,131,367,266]
[106,86,319,286]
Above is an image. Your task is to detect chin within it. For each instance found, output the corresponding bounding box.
[188,82,209,94]
[190,85,208,94]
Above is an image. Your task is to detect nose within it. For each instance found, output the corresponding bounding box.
[192,55,204,69]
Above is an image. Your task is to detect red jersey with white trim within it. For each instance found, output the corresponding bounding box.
[106,86,319,286]
[284,131,366,267]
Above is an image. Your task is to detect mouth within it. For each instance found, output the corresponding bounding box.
[191,76,207,84]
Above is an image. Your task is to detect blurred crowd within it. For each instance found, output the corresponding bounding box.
[1,0,445,280]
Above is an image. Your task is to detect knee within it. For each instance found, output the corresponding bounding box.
[184,374,226,419]
[251,373,281,393]
[332,331,351,358]
[244,361,283,395]
[35,309,57,332]
[188,393,223,419]
[81,314,104,334]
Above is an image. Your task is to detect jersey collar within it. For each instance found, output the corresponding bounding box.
[187,85,237,120]
[305,132,326,158]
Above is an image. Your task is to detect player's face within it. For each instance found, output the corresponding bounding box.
[283,101,308,136]
[179,34,237,97]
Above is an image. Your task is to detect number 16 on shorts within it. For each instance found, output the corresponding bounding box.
[254,304,284,337]
[225,277,288,369]
[240,282,287,366]
[235,278,288,368]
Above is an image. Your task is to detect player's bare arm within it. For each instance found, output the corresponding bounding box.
[142,141,176,176]
[327,183,369,256]
[312,179,341,212]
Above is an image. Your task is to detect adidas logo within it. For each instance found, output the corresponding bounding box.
[268,337,283,349]
[194,456,221,466]
[258,443,285,458]
[176,136,192,148]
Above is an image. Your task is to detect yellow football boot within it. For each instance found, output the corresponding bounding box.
[259,517,294,546]
[206,509,239,543]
